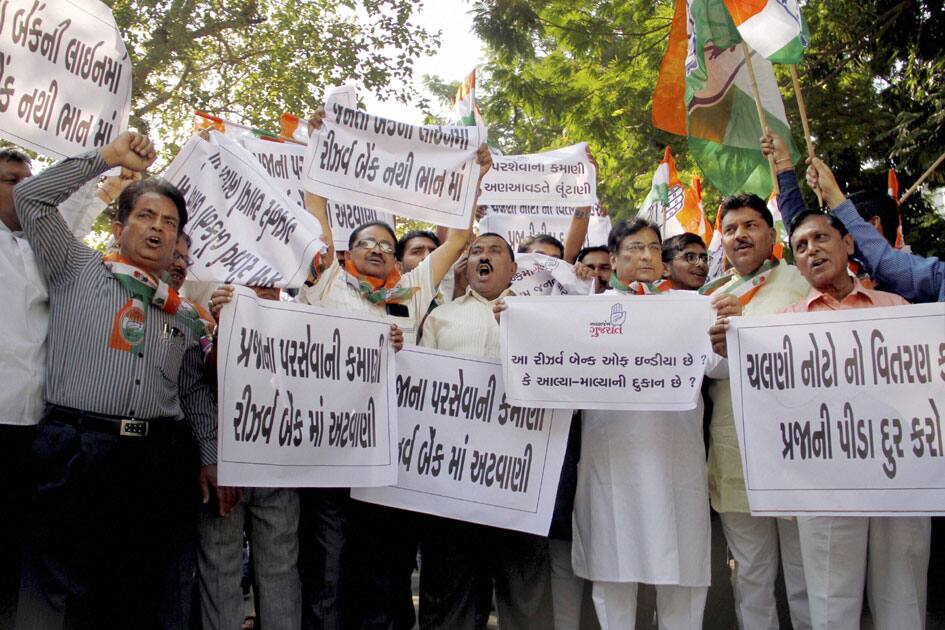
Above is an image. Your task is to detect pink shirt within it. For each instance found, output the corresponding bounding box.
[783,277,910,312]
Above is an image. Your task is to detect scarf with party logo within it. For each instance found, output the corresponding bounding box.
[847,260,876,290]
[104,253,213,356]
[698,257,779,305]
[609,272,673,295]
[342,258,419,305]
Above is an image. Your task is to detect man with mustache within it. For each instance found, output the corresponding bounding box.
[702,195,812,630]
[417,232,554,629]
[12,132,216,629]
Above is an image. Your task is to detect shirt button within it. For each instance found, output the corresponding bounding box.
[138,352,144,358]
[135,379,141,385]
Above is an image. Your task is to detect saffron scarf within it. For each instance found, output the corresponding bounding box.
[342,258,419,304]
[104,253,213,356]
[698,258,779,305]
[609,273,673,295]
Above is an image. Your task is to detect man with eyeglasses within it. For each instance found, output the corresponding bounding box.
[662,233,709,291]
[702,194,813,630]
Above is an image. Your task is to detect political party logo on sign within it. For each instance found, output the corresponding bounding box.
[589,303,627,337]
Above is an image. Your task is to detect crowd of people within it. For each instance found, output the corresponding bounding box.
[0,115,941,630]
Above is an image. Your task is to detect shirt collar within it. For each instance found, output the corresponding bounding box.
[804,276,874,309]
[459,286,515,304]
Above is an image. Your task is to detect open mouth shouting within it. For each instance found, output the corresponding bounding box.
[476,259,494,280]
[145,234,163,249]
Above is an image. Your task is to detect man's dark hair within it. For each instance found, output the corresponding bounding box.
[718,193,773,227]
[607,218,662,254]
[661,233,706,263]
[117,178,188,234]
[348,221,397,251]
[395,230,440,261]
[0,148,31,166]
[177,232,192,248]
[788,209,849,243]
[517,234,564,258]
[576,245,609,263]
[472,232,515,261]
[847,189,899,245]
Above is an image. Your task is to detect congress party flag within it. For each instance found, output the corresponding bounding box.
[722,0,809,64]
[888,168,906,249]
[447,69,485,128]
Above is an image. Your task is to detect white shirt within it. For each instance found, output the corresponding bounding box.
[418,287,514,358]
[0,183,111,426]
[0,221,48,425]
[296,256,436,345]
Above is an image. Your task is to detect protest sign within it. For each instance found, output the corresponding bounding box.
[216,287,398,487]
[351,347,571,535]
[0,0,131,159]
[240,136,395,251]
[477,143,597,207]
[500,294,715,410]
[164,131,326,288]
[511,253,594,297]
[302,101,485,228]
[726,303,945,516]
[478,205,611,251]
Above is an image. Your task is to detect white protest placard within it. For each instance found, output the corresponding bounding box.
[500,294,715,410]
[0,0,131,159]
[511,253,593,297]
[302,101,485,228]
[477,143,597,207]
[164,131,326,288]
[240,136,395,251]
[726,303,945,516]
[326,201,396,252]
[478,205,611,251]
[216,287,398,487]
[240,135,307,209]
[351,347,572,535]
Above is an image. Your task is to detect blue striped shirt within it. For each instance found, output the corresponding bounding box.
[14,150,217,465]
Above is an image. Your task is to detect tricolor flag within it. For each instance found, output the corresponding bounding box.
[888,168,906,249]
[722,0,809,64]
[638,147,685,237]
[194,111,280,141]
[706,208,726,280]
[677,177,714,244]
[653,0,800,198]
[280,113,311,144]
[766,192,790,261]
[447,69,485,127]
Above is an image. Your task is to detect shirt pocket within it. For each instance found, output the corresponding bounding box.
[159,332,187,383]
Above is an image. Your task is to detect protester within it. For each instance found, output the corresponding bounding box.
[763,131,944,302]
[396,230,440,274]
[575,245,612,294]
[661,233,709,290]
[569,218,735,630]
[518,233,565,258]
[12,132,216,630]
[701,194,812,630]
[418,232,554,629]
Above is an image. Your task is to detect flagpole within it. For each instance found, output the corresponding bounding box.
[789,65,823,208]
[899,150,945,205]
[740,42,780,195]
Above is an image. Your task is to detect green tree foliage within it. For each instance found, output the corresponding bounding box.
[109,0,439,155]
[466,0,945,257]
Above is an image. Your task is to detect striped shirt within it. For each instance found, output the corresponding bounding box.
[14,150,217,466]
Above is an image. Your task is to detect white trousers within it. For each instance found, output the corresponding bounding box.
[796,516,868,630]
[719,512,810,630]
[591,581,706,630]
[868,517,930,630]
[549,539,586,630]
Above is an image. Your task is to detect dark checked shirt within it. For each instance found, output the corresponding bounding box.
[14,150,217,466]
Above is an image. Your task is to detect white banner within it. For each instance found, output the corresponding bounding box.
[479,205,611,251]
[0,0,131,159]
[726,303,945,516]
[512,253,593,297]
[477,143,597,207]
[351,347,572,534]
[302,101,485,228]
[164,131,326,288]
[500,294,715,410]
[326,201,396,253]
[216,288,398,487]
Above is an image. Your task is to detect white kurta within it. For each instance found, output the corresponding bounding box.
[572,398,712,587]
